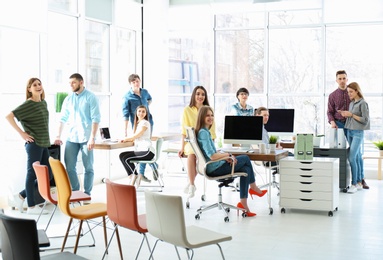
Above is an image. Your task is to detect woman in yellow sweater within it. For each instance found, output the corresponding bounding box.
[178,86,216,198]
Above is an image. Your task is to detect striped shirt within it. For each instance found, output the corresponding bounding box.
[12,100,50,147]
[327,88,351,123]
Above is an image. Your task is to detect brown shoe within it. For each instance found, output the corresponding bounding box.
[362,179,369,189]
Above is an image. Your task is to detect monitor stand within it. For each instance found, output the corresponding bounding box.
[223,144,252,152]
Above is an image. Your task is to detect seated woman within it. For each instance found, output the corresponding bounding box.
[195,106,267,216]
[119,105,154,186]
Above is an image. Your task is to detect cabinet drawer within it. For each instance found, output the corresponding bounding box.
[280,190,333,200]
[280,198,338,211]
[280,160,334,170]
[281,168,333,177]
[280,174,332,183]
[281,181,334,192]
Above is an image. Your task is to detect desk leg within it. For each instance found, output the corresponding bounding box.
[267,161,273,215]
[378,159,382,180]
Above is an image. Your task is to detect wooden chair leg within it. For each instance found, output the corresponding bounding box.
[73,220,84,254]
[61,218,74,252]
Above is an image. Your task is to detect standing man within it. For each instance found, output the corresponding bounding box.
[327,70,351,131]
[54,73,101,197]
[122,74,157,182]
[327,70,369,189]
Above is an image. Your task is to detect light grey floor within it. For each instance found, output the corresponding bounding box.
[2,166,383,260]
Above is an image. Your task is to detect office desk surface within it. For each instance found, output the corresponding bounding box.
[94,132,181,150]
[229,149,289,161]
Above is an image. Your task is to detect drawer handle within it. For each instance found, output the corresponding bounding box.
[299,175,312,178]
[300,190,312,193]
[300,199,312,201]
[300,182,312,184]
[318,154,329,157]
[300,161,313,165]
[299,168,313,171]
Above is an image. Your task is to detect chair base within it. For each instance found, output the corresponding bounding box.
[195,187,246,222]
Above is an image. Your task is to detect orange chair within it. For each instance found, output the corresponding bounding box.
[49,157,108,254]
[102,179,152,260]
[33,161,91,233]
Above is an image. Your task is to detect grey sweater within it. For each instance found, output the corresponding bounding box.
[345,98,370,130]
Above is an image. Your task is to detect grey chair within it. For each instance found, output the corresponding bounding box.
[0,212,88,260]
[144,191,232,260]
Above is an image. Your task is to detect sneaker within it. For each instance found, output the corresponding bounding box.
[83,200,91,205]
[153,169,159,181]
[27,207,49,215]
[184,183,190,194]
[347,185,358,194]
[13,194,25,213]
[362,179,370,189]
[188,185,196,198]
[356,183,363,190]
[140,175,151,183]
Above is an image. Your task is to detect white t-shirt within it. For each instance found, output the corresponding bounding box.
[134,119,154,152]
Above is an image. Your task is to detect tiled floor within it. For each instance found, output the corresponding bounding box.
[2,168,383,260]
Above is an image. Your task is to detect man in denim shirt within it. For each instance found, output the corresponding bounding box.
[122,74,157,182]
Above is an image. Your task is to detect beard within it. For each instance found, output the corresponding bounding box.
[73,86,81,92]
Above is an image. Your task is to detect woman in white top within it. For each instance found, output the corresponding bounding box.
[119,105,155,185]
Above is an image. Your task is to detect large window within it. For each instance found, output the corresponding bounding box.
[168,1,383,146]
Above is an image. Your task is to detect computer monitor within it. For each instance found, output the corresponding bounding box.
[223,115,263,149]
[264,108,295,136]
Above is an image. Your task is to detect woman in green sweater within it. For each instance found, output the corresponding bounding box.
[5,78,52,215]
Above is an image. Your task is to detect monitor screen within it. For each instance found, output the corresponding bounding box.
[264,109,295,134]
[223,116,263,147]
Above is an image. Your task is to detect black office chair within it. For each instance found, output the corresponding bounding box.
[0,212,87,260]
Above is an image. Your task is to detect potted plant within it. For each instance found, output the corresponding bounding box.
[269,135,278,152]
[373,140,383,156]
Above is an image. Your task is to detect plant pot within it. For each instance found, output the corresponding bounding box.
[269,143,276,153]
[379,150,383,157]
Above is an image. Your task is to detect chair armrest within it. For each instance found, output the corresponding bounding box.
[205,156,246,178]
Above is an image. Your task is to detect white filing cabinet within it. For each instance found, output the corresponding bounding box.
[279,157,339,216]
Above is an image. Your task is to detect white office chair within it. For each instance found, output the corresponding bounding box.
[130,138,164,191]
[185,127,248,222]
[144,191,232,259]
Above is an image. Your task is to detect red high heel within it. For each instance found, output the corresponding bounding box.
[249,188,267,199]
[237,202,256,217]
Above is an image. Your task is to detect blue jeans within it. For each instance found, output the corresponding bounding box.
[208,155,255,199]
[21,142,52,207]
[347,130,364,185]
[138,162,158,175]
[64,141,94,195]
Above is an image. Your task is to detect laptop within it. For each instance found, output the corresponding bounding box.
[100,127,118,143]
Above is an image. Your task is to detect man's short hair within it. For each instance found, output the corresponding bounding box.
[69,73,83,81]
[128,74,140,83]
[255,106,268,115]
[336,70,347,77]
[236,87,249,97]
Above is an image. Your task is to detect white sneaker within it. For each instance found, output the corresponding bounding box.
[348,185,358,194]
[184,183,190,194]
[13,194,25,213]
[188,185,196,198]
[27,207,49,215]
[356,183,363,190]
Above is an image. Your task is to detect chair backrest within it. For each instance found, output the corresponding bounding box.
[33,161,57,204]
[0,213,40,260]
[153,138,163,162]
[49,157,72,216]
[144,191,189,248]
[105,179,146,233]
[185,127,207,175]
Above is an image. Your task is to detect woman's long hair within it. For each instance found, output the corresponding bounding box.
[25,78,45,100]
[189,86,210,107]
[347,82,364,100]
[195,105,214,136]
[133,105,149,133]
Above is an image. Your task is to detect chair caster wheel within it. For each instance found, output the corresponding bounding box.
[224,216,229,222]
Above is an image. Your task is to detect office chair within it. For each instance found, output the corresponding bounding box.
[49,157,108,254]
[102,179,152,260]
[33,161,91,233]
[144,191,232,260]
[130,138,164,191]
[0,212,87,260]
[185,127,248,222]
